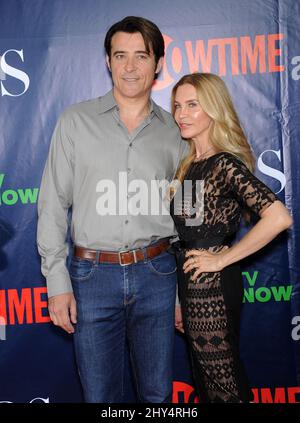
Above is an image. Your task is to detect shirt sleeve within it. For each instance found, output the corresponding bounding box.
[222,153,278,216]
[37,111,74,298]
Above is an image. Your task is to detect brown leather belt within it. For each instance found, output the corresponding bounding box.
[74,239,170,266]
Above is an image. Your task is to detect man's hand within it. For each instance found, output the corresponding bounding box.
[175,305,184,333]
[48,293,77,334]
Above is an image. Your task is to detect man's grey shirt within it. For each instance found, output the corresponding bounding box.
[37,90,187,297]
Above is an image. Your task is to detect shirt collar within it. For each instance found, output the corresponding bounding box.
[97,90,117,114]
[97,90,166,125]
[150,99,166,124]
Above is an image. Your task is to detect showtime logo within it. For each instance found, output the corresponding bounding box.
[172,382,300,403]
[0,34,284,97]
[154,33,284,91]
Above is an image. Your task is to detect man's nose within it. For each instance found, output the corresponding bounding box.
[124,57,136,72]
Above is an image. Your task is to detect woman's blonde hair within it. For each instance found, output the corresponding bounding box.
[171,73,255,184]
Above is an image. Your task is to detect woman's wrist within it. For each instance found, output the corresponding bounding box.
[219,248,231,269]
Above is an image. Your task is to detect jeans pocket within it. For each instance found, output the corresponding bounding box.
[69,257,95,281]
[147,252,177,276]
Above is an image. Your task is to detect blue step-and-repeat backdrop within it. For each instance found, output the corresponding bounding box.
[0,0,299,403]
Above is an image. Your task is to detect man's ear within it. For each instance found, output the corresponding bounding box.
[106,55,111,72]
[155,57,164,74]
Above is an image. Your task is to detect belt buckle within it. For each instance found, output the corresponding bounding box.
[118,249,138,266]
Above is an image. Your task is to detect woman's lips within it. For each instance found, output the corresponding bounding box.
[179,123,191,129]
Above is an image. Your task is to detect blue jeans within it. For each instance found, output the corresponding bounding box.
[69,247,177,403]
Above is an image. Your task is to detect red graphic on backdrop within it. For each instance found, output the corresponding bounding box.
[173,381,300,403]
[153,33,284,91]
[172,381,199,403]
[0,287,50,325]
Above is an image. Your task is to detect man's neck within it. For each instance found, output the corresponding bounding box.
[113,89,151,117]
[113,89,151,133]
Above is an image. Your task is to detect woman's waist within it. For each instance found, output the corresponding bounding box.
[169,236,230,255]
[179,236,229,249]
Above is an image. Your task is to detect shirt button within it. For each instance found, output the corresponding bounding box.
[125,220,129,224]
[129,142,133,147]
[125,245,129,249]
[127,168,131,173]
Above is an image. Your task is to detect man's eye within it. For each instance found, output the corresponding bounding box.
[115,54,124,59]
[137,55,147,60]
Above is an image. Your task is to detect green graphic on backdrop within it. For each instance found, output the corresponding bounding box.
[243,271,292,303]
[0,174,39,205]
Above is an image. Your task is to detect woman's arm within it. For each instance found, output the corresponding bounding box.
[220,200,292,267]
[184,201,292,279]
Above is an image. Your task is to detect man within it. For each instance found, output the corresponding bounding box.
[37,16,186,403]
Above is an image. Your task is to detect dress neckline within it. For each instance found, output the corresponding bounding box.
[192,152,224,164]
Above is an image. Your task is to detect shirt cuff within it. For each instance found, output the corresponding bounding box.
[46,272,73,298]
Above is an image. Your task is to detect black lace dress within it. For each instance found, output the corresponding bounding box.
[170,152,277,403]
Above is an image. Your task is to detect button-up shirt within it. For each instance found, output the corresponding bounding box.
[37,90,187,297]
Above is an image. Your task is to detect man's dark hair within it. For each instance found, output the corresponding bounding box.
[104,16,165,65]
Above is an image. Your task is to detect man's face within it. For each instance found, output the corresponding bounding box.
[107,31,163,100]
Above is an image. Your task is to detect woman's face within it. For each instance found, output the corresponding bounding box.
[174,83,212,140]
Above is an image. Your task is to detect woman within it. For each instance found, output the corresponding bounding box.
[170,73,292,403]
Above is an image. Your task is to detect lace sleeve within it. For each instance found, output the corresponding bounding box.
[222,153,278,215]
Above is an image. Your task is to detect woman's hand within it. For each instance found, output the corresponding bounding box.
[183,248,228,281]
